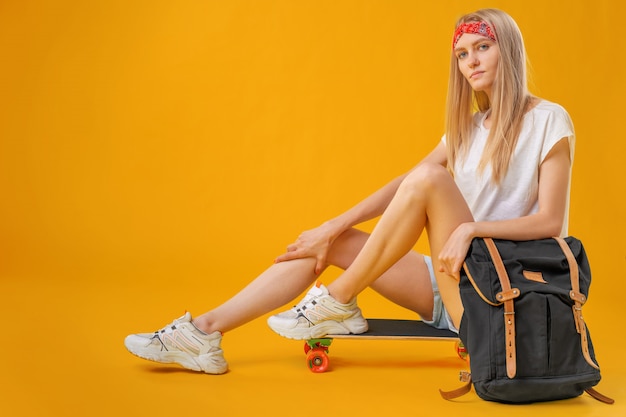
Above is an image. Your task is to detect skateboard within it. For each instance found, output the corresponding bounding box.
[303,318,467,373]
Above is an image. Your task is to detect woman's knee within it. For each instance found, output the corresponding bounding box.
[326,228,368,269]
[399,163,452,195]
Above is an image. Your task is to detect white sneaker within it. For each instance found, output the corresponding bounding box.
[124,312,228,374]
[267,282,368,340]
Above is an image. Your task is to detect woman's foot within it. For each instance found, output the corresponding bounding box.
[267,282,368,340]
[124,312,228,374]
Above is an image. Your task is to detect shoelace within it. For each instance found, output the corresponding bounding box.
[290,288,322,313]
[153,316,184,335]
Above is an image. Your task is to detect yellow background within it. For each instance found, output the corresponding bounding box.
[1,1,624,416]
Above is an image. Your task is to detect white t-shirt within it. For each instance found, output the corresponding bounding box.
[445,100,575,237]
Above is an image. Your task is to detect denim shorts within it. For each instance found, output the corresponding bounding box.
[421,255,458,333]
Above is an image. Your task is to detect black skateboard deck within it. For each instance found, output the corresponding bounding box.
[327,318,457,339]
[303,319,464,372]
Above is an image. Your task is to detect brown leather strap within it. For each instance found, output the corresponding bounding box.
[462,263,501,307]
[484,238,520,379]
[439,372,472,400]
[585,388,615,404]
[553,237,600,370]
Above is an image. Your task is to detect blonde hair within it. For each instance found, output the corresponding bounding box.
[445,9,532,183]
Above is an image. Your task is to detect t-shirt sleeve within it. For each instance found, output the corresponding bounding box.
[540,105,575,163]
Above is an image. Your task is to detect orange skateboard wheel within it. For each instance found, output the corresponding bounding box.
[307,349,329,373]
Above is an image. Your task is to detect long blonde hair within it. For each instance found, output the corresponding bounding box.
[445,9,532,184]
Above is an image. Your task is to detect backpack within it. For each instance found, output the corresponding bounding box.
[441,237,613,404]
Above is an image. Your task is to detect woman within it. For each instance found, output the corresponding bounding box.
[125,8,574,374]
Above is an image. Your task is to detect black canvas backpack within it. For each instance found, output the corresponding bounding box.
[441,237,613,404]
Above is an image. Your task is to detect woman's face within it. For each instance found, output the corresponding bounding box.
[454,33,500,98]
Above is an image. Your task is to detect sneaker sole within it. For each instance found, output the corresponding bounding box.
[268,318,368,340]
[125,340,228,374]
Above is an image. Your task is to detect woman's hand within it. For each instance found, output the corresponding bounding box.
[274,222,340,275]
[438,222,476,279]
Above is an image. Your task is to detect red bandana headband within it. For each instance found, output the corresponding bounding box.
[452,21,496,49]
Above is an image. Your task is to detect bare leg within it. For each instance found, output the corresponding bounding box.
[195,164,469,334]
[194,227,437,333]
[327,228,435,321]
[327,163,473,329]
[193,258,318,333]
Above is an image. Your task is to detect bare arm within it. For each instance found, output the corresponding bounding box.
[438,137,572,276]
[276,142,448,272]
